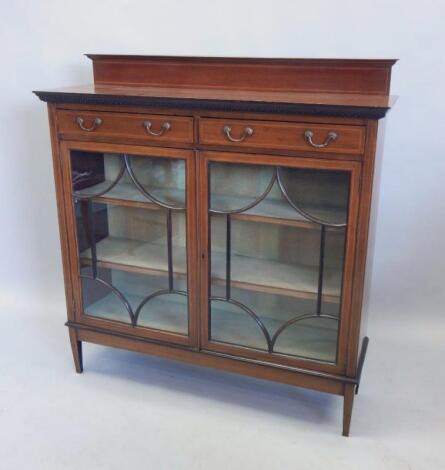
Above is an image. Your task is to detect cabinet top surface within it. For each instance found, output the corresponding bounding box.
[85,54,397,66]
[34,55,397,118]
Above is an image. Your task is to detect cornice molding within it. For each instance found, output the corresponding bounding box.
[34,91,389,119]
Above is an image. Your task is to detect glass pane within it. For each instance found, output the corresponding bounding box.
[71,151,185,208]
[208,161,350,363]
[210,162,275,213]
[278,168,349,225]
[71,150,188,335]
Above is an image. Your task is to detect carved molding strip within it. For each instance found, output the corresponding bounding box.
[34,91,389,119]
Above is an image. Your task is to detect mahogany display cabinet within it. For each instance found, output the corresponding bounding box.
[35,55,396,436]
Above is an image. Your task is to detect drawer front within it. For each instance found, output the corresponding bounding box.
[199,118,365,155]
[58,110,194,144]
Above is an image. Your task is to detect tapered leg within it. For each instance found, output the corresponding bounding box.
[69,328,83,373]
[342,383,355,436]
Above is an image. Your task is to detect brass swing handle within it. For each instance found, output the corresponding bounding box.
[223,125,254,143]
[143,120,172,136]
[76,116,102,132]
[304,130,338,148]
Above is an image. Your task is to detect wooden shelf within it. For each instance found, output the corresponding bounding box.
[211,193,345,229]
[93,185,160,211]
[80,181,185,210]
[80,236,342,301]
[81,181,345,229]
[81,236,186,274]
[213,248,341,302]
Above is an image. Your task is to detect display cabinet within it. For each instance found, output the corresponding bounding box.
[35,55,396,435]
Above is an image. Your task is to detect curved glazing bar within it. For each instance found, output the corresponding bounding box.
[276,167,347,228]
[81,274,135,325]
[271,312,338,350]
[73,156,126,200]
[209,169,277,215]
[210,296,273,352]
[124,154,186,211]
[134,289,188,325]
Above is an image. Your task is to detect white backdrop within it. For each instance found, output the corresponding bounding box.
[1,1,444,468]
[1,0,443,316]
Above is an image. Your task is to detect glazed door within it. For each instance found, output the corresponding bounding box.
[199,151,360,372]
[61,141,198,347]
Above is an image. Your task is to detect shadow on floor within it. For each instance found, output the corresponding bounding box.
[82,343,340,428]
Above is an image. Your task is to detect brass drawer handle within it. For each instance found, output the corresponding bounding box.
[76,116,102,132]
[143,120,171,136]
[304,130,338,148]
[223,125,254,143]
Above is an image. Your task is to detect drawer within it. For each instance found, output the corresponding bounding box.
[58,110,194,144]
[199,118,365,155]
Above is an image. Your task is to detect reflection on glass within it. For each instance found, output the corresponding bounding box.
[71,151,185,208]
[278,168,349,226]
[126,156,186,208]
[80,268,188,334]
[71,150,188,335]
[210,287,340,362]
[210,162,275,213]
[208,162,350,363]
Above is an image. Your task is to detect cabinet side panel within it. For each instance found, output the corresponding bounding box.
[359,119,386,349]
[346,120,379,377]
[47,104,75,321]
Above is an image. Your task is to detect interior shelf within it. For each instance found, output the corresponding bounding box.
[80,236,342,301]
[81,236,187,277]
[83,181,185,209]
[93,186,160,210]
[211,193,345,229]
[81,181,345,229]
